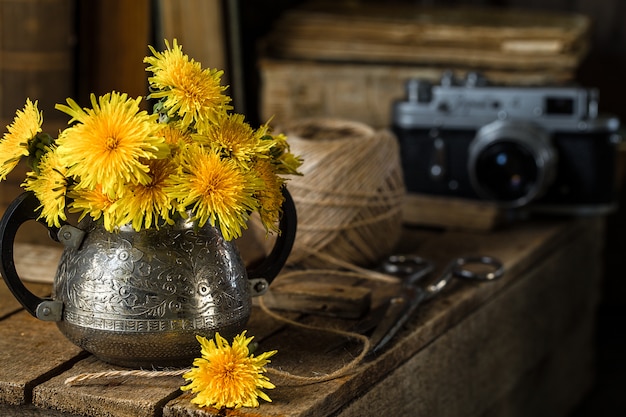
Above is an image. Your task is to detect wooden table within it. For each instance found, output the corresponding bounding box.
[0,216,604,417]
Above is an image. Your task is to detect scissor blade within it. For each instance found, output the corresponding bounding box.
[368,287,427,356]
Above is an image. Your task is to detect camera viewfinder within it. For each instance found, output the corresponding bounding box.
[545,97,575,115]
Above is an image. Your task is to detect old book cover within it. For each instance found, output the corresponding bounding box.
[262,1,590,70]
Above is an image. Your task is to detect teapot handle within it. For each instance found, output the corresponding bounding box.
[0,191,65,320]
[246,186,297,296]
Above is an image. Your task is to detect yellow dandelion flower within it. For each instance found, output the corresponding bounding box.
[265,132,303,176]
[166,144,261,240]
[194,113,273,168]
[0,99,42,180]
[113,159,176,231]
[252,159,284,233]
[158,122,192,148]
[68,185,121,231]
[181,332,277,409]
[22,148,68,228]
[144,39,231,127]
[55,92,167,197]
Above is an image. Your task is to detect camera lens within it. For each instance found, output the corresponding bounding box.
[468,121,556,208]
[474,142,538,201]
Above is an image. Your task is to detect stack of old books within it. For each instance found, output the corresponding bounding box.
[258,1,591,128]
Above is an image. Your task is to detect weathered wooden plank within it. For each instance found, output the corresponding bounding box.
[0,403,83,417]
[402,193,505,231]
[481,319,595,417]
[32,356,183,417]
[0,311,85,406]
[261,280,372,319]
[334,216,600,416]
[14,243,63,284]
[0,281,51,319]
[0,241,61,317]
[410,217,596,281]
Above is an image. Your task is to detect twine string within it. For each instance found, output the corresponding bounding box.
[65,369,187,386]
[258,296,371,386]
[279,118,405,268]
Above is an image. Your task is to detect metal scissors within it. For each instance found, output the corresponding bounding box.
[366,254,504,356]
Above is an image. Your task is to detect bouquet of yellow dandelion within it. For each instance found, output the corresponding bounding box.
[0,39,301,241]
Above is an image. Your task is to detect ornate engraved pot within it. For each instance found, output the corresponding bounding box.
[0,190,296,368]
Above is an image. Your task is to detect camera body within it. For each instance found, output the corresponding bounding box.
[392,72,622,215]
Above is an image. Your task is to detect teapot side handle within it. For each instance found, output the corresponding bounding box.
[0,192,63,320]
[247,186,297,293]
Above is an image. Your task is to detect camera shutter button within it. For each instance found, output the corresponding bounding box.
[406,79,433,103]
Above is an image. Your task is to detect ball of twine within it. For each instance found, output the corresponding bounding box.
[280,118,405,268]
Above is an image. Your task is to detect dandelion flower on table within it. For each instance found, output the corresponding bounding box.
[22,147,68,228]
[54,92,168,198]
[181,332,277,409]
[0,99,42,180]
[144,39,231,128]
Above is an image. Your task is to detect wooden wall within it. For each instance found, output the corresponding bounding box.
[75,0,152,108]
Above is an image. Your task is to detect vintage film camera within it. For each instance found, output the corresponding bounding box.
[392,72,622,215]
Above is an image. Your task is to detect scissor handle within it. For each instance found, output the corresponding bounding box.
[453,256,504,281]
[425,256,504,298]
[380,255,434,285]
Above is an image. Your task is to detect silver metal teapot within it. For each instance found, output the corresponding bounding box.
[0,189,296,368]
